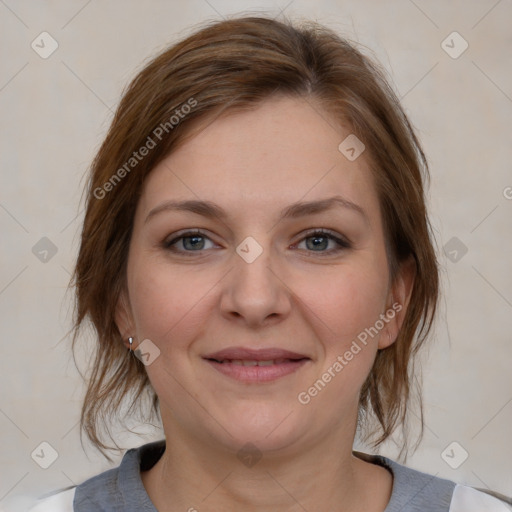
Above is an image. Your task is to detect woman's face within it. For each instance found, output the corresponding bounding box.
[118,95,412,454]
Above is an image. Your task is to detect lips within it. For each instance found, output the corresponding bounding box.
[203,347,310,383]
[203,347,309,363]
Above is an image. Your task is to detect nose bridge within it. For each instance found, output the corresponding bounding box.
[220,235,290,325]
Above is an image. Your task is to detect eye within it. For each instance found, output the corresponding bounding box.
[163,229,217,253]
[162,228,351,256]
[294,229,351,255]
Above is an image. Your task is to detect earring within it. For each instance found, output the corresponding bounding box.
[128,337,134,352]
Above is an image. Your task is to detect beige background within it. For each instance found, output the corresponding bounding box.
[1,0,511,510]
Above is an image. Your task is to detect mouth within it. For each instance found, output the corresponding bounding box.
[203,347,311,383]
[208,358,306,366]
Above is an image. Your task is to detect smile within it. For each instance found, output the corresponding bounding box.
[211,358,300,366]
[204,357,309,382]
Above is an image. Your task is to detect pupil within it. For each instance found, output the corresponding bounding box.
[307,236,327,251]
[184,235,204,250]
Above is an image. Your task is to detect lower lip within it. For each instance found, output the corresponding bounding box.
[204,359,309,383]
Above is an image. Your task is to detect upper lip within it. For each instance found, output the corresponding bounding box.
[203,347,310,361]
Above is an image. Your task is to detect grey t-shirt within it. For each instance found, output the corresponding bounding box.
[71,439,462,511]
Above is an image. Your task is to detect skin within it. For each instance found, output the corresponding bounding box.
[116,95,415,512]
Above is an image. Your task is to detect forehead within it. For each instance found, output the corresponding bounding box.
[137,95,381,224]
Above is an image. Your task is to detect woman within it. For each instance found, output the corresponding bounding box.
[29,15,511,512]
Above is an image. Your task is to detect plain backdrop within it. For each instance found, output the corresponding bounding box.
[1,0,511,510]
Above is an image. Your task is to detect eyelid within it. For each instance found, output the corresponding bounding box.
[163,228,216,248]
[162,227,351,255]
[291,228,352,254]
[296,227,351,244]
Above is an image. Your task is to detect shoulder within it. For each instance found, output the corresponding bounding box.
[71,440,164,511]
[354,451,512,511]
[28,487,75,511]
[450,484,512,511]
[356,450,456,509]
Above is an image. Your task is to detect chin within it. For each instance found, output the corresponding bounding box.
[208,404,306,454]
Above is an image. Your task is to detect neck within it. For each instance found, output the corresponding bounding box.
[141,421,392,512]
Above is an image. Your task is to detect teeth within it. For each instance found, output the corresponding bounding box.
[226,359,279,366]
[212,358,305,366]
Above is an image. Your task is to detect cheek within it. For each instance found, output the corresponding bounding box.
[127,256,214,347]
[294,266,388,412]
[296,264,388,344]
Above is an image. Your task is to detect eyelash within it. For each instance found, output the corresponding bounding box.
[162,228,351,256]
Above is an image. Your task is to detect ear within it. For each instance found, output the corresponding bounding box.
[379,256,416,349]
[115,290,136,350]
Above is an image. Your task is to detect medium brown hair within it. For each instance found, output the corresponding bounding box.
[72,14,439,459]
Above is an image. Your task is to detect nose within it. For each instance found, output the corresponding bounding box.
[219,240,292,328]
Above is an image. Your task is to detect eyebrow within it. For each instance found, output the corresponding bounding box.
[144,195,368,225]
